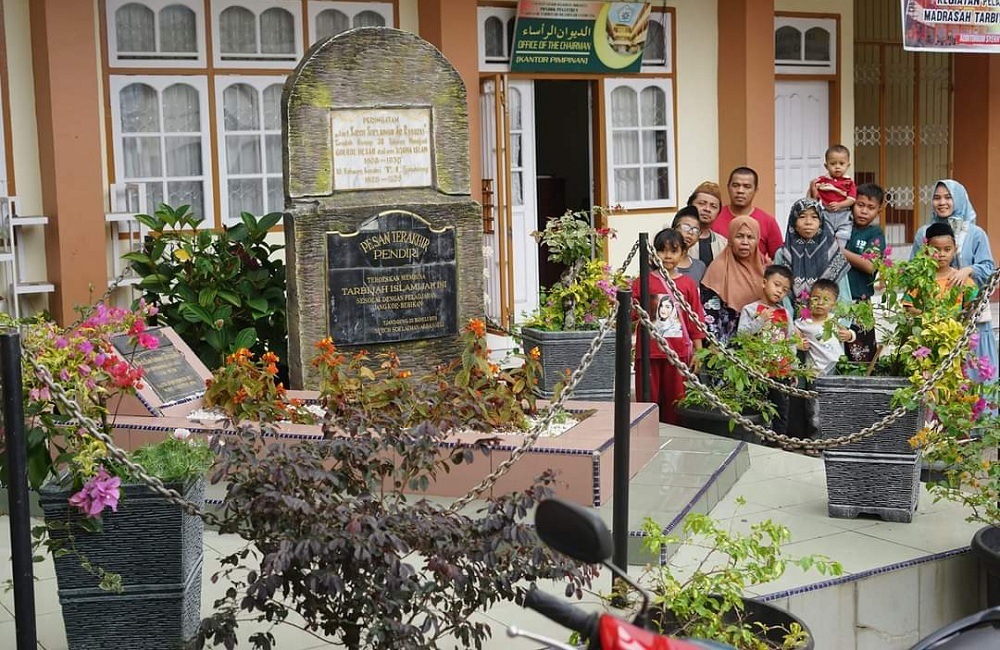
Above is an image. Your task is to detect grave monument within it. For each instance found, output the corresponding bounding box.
[282,27,482,389]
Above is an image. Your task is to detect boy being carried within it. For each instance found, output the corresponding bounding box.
[808,144,857,246]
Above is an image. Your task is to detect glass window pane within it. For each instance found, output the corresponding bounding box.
[145,182,165,214]
[164,135,202,175]
[614,168,641,203]
[163,84,200,132]
[643,167,670,201]
[506,18,516,56]
[159,5,197,53]
[353,11,385,28]
[511,171,522,206]
[775,25,801,61]
[261,8,295,54]
[610,87,638,127]
[805,27,830,61]
[223,83,260,131]
[639,87,666,127]
[116,3,155,53]
[263,84,283,130]
[265,134,281,173]
[266,177,283,214]
[226,135,262,174]
[612,131,639,165]
[642,130,668,164]
[642,20,665,63]
[167,180,204,217]
[120,83,160,133]
[509,87,522,130]
[123,136,162,178]
[227,178,263,221]
[485,17,504,59]
[511,134,522,168]
[316,9,349,41]
[220,6,257,54]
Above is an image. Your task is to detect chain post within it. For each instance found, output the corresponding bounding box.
[612,288,632,573]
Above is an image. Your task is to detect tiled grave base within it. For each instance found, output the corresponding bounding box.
[111,400,661,507]
[763,550,982,649]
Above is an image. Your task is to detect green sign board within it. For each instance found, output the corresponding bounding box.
[510,1,651,74]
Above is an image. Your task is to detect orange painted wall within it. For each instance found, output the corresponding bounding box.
[417,0,482,202]
[717,0,775,215]
[953,54,1000,266]
[30,0,107,323]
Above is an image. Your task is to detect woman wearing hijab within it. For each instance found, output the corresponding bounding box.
[911,179,997,382]
[773,198,853,316]
[701,215,766,346]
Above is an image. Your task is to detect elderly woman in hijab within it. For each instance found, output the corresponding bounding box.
[687,181,727,265]
[701,215,766,345]
[773,198,853,315]
[911,179,997,382]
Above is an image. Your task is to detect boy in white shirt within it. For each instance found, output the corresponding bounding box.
[795,279,856,435]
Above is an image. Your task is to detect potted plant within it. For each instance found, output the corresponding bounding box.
[676,332,811,444]
[521,208,627,399]
[817,246,977,522]
[194,320,599,649]
[638,501,842,649]
[0,301,214,650]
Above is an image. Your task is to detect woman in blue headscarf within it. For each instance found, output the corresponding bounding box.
[911,179,997,382]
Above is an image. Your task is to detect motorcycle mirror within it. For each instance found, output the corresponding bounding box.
[535,499,613,564]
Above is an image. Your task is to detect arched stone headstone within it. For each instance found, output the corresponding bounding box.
[283,27,483,389]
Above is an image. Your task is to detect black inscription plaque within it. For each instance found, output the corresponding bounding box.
[328,209,457,345]
[111,328,206,405]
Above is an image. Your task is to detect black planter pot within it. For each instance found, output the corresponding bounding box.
[39,478,206,650]
[972,525,1000,608]
[652,596,815,649]
[520,326,616,400]
[676,405,765,444]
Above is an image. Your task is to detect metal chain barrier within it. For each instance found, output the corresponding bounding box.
[67,268,135,329]
[634,262,1000,451]
[640,239,819,399]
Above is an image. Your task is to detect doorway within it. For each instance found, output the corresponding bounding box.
[774,80,829,233]
[532,80,593,290]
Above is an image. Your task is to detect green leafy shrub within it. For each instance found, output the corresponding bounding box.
[123,204,287,372]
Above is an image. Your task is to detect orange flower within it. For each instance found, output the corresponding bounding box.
[233,387,248,404]
[316,337,336,352]
[262,351,279,364]
[529,347,541,360]
[399,370,412,379]
[466,319,486,337]
[489,363,500,375]
[265,363,278,376]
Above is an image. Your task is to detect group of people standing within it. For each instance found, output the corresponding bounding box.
[633,149,998,434]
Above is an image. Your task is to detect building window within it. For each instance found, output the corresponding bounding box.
[216,77,284,224]
[604,79,676,208]
[110,76,212,220]
[774,16,837,74]
[641,12,672,71]
[213,1,302,67]
[308,2,393,45]
[107,0,205,67]
[478,7,516,69]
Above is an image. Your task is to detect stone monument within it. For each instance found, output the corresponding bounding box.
[282,28,482,389]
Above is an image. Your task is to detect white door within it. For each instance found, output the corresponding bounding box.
[774,81,829,234]
[507,80,539,324]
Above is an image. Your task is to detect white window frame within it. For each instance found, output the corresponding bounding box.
[307,1,394,46]
[640,11,673,73]
[214,75,286,225]
[109,75,215,224]
[603,78,677,210]
[477,6,516,72]
[774,16,837,75]
[212,0,303,69]
[106,0,206,68]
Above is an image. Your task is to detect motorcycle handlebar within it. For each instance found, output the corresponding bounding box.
[524,588,599,641]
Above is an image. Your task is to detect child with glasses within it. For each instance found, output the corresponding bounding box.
[671,206,707,283]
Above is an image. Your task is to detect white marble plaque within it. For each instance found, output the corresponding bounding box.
[330,108,433,190]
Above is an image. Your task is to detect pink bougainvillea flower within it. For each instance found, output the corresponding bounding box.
[978,357,997,382]
[913,346,931,359]
[136,332,159,350]
[972,397,989,421]
[68,468,121,518]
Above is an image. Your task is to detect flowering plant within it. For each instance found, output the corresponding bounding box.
[524,208,626,331]
[203,348,316,424]
[0,302,213,591]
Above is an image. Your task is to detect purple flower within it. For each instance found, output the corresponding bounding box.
[970,332,981,349]
[978,357,997,382]
[972,397,989,421]
[913,346,931,359]
[54,336,69,349]
[68,468,121,518]
[77,340,94,355]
